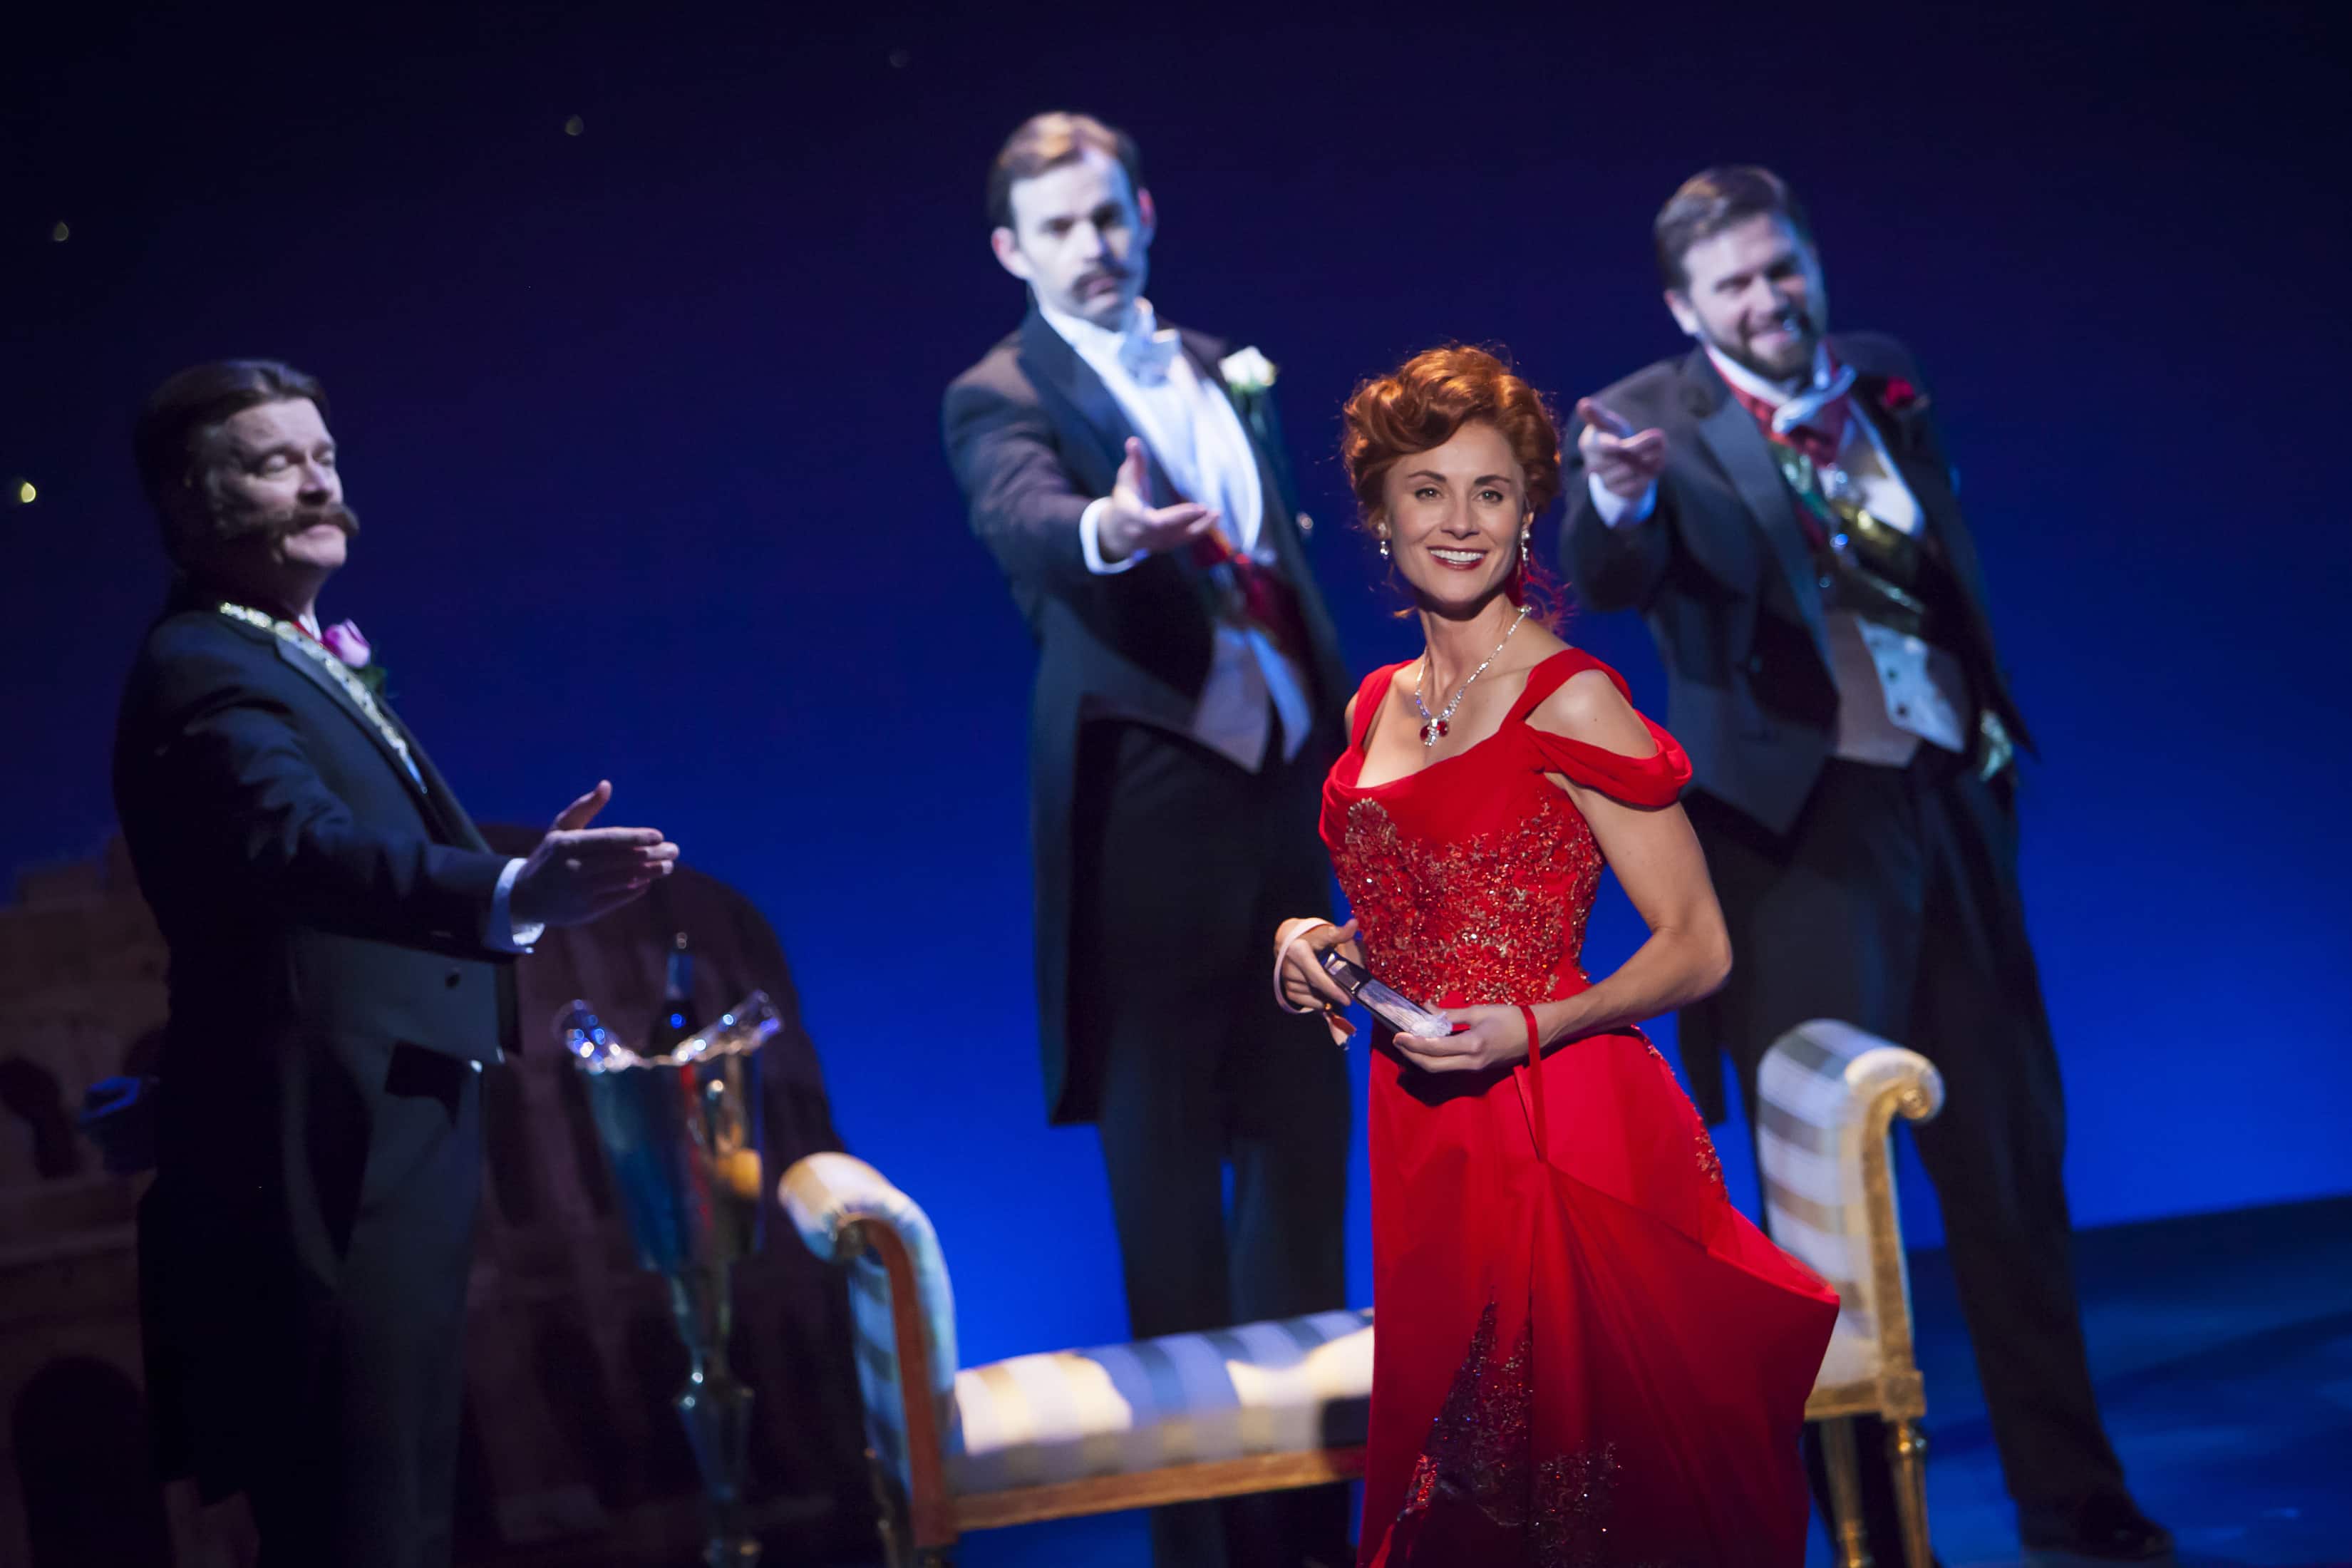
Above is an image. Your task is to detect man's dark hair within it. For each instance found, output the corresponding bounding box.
[1653,166,1814,291]
[133,360,327,560]
[986,112,1145,229]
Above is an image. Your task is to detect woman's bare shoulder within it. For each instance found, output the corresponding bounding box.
[1528,665,1658,760]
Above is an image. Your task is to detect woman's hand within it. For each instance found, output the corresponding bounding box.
[1274,917,1361,1043]
[1392,1004,1534,1074]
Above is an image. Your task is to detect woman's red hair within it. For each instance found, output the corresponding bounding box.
[1339,344,1564,614]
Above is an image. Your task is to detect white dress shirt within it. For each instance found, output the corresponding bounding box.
[1589,345,1967,765]
[1038,297,1314,772]
[299,610,540,954]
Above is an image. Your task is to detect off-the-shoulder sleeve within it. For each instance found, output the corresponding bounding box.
[1512,649,1693,808]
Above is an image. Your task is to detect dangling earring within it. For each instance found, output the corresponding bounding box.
[1519,522,1531,571]
[1378,527,1391,560]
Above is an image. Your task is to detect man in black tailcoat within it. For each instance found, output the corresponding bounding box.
[943,113,1353,1568]
[112,360,678,1567]
[1559,167,2171,1563]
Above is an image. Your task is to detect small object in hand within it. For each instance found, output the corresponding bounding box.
[1317,949,1453,1038]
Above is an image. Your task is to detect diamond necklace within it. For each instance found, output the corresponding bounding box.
[1411,603,1532,747]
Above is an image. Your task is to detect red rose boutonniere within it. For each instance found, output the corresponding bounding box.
[1883,377,1925,413]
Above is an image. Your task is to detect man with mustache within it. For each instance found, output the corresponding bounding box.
[944,113,1353,1568]
[1560,168,2170,1562]
[113,360,678,1567]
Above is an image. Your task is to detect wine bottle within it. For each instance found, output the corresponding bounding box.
[648,932,702,1053]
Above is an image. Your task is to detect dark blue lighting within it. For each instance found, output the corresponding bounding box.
[2,15,2343,1537]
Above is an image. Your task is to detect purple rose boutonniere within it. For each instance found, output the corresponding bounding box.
[321,619,389,698]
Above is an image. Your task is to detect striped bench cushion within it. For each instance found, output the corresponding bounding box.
[947,1308,1373,1495]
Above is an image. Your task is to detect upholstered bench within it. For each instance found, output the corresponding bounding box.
[783,1019,1941,1568]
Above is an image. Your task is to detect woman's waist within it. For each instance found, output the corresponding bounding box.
[1365,1016,1667,1130]
[1359,947,1593,1011]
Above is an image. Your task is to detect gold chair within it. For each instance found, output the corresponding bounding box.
[783,1018,1941,1567]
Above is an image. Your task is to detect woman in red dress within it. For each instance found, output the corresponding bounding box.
[1275,346,1838,1566]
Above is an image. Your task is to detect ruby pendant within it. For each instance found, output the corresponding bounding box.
[1420,718,1448,744]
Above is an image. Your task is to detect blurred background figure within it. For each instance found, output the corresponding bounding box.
[113,359,676,1567]
[944,111,1356,1568]
[1561,168,2170,1564]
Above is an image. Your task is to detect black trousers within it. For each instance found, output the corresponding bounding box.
[249,1046,483,1568]
[1071,718,1354,1568]
[1685,754,2125,1554]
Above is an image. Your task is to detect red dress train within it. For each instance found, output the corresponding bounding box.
[1324,649,1838,1567]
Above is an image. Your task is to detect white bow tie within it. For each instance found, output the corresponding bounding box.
[1118,325,1183,386]
[1773,363,1857,436]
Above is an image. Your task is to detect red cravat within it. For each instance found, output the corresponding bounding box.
[1720,371,1850,473]
[1190,527,1309,659]
[1718,361,1851,549]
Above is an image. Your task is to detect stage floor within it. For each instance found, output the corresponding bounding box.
[949,1194,2352,1567]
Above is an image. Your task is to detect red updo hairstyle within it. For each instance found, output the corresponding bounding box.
[1339,344,1564,617]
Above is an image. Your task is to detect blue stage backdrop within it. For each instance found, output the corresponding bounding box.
[5,4,2347,1370]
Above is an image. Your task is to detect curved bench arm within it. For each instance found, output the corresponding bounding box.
[780,1151,959,1541]
[1758,1021,1944,1387]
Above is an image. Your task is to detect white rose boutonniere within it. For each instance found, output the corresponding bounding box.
[1220,346,1278,396]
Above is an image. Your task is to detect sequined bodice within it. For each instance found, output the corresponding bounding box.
[1320,650,1693,1013]
[1333,790,1602,1009]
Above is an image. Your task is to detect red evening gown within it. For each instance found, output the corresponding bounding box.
[1325,649,1839,1567]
